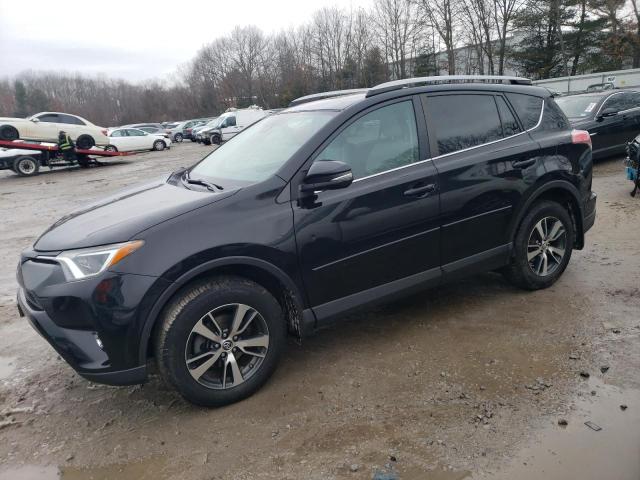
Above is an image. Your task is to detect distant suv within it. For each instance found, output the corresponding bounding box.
[17,76,596,407]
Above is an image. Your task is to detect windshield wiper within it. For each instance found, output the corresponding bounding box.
[182,171,224,191]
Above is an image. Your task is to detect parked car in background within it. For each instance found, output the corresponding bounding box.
[555,89,640,159]
[165,122,186,143]
[201,108,268,145]
[183,119,209,141]
[105,127,171,152]
[194,118,220,143]
[138,126,172,139]
[128,123,165,131]
[16,76,596,407]
[0,112,109,149]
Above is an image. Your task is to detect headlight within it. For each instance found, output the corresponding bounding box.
[53,240,144,281]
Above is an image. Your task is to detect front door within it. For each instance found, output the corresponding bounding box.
[293,97,441,313]
[422,92,539,272]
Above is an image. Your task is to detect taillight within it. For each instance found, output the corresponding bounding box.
[571,129,591,148]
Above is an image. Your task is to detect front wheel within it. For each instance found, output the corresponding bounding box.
[503,201,574,290]
[154,276,285,407]
[174,133,183,143]
[153,140,166,151]
[0,125,19,141]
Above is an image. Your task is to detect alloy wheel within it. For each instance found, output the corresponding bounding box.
[527,216,567,277]
[184,303,270,389]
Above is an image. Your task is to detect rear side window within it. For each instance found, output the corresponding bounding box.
[540,99,570,131]
[37,114,59,123]
[428,94,503,155]
[506,93,543,130]
[59,114,85,125]
[496,96,522,137]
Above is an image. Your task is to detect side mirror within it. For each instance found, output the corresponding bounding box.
[598,107,618,119]
[300,161,353,193]
[30,118,40,123]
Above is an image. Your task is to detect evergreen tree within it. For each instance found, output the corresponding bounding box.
[13,80,27,117]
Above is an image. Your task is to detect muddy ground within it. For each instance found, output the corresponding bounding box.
[0,142,638,480]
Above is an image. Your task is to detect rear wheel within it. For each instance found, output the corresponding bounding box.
[0,125,19,141]
[154,276,285,407]
[13,156,39,176]
[174,133,183,143]
[503,201,574,290]
[153,140,166,151]
[76,135,95,149]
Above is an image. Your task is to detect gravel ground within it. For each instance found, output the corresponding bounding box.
[0,143,638,480]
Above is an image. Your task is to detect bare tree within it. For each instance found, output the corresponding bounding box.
[373,0,421,79]
[494,0,521,74]
[417,0,459,74]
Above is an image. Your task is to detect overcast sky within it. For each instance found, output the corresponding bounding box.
[0,0,372,83]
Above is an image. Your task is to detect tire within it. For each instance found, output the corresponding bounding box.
[153,140,166,151]
[76,135,95,150]
[210,134,221,145]
[502,201,574,290]
[190,137,197,142]
[154,276,285,407]
[203,137,211,146]
[104,145,118,152]
[13,156,39,177]
[174,133,183,143]
[0,125,19,141]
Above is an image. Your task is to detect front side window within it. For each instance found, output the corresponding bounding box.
[316,101,419,179]
[110,130,124,137]
[429,94,503,155]
[126,129,145,136]
[191,111,336,184]
[602,92,640,112]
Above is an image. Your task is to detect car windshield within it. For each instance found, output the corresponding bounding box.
[555,95,602,118]
[189,111,336,184]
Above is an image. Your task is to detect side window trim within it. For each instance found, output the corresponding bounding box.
[422,91,545,160]
[495,93,524,134]
[596,91,626,116]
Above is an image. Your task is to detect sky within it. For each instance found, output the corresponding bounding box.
[0,0,372,83]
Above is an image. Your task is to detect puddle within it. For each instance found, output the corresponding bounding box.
[0,466,58,480]
[0,356,16,380]
[482,378,640,479]
[0,458,169,480]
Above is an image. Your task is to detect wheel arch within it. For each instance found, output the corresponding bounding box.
[510,180,585,250]
[139,256,309,365]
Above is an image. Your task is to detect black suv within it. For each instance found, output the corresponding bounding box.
[17,76,597,406]
[555,89,640,159]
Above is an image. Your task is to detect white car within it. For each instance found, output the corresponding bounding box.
[0,112,109,149]
[105,128,171,152]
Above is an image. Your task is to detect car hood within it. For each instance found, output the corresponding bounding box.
[34,175,238,251]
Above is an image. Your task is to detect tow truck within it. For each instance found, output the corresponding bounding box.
[0,139,133,177]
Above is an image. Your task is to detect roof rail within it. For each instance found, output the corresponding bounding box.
[289,88,368,107]
[366,75,532,97]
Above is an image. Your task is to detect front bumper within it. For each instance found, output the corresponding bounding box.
[17,256,171,386]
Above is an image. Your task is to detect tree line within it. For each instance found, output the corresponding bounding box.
[0,0,638,126]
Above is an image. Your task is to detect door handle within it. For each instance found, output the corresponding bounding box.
[404,183,436,197]
[512,159,536,169]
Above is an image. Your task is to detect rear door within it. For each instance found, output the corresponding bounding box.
[422,91,541,277]
[58,114,86,139]
[293,97,441,313]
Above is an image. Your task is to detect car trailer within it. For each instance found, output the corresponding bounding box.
[0,139,134,177]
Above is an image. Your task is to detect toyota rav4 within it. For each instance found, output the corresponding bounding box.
[17,76,597,406]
